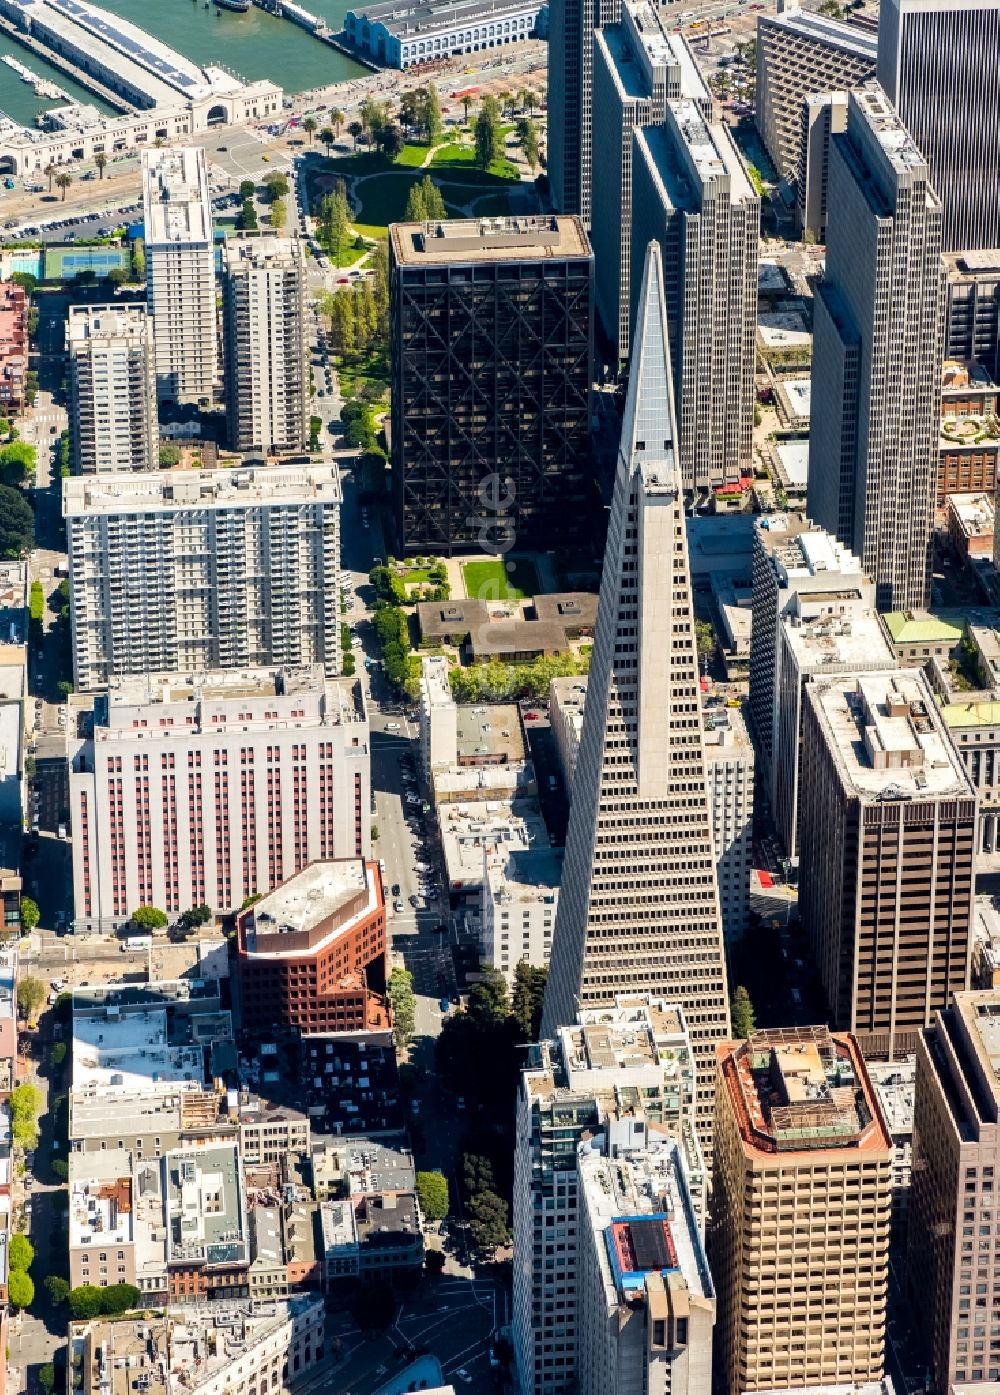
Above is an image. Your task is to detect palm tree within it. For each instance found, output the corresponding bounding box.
[44,163,56,193]
[319,128,335,153]
[55,171,73,201]
[461,94,472,125]
[524,89,536,115]
[330,107,344,139]
[302,116,317,145]
[499,88,512,117]
[347,120,363,150]
[94,151,107,180]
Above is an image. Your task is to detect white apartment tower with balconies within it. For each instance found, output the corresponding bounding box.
[143,147,219,406]
[67,304,157,475]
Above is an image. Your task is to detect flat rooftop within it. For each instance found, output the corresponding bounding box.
[949,492,994,537]
[721,1026,891,1156]
[64,463,339,516]
[314,1133,416,1196]
[635,108,755,213]
[559,997,693,1090]
[882,610,965,645]
[143,147,212,246]
[485,845,562,905]
[868,1059,915,1138]
[165,1144,246,1266]
[578,1128,711,1310]
[439,795,548,892]
[810,669,973,800]
[782,604,895,674]
[222,231,304,273]
[73,1009,206,1093]
[349,0,539,34]
[456,703,524,763]
[67,303,148,348]
[852,83,928,178]
[420,655,452,708]
[244,859,377,957]
[760,6,877,58]
[390,215,591,266]
[70,1151,134,1250]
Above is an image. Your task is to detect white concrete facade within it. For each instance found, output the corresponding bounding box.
[67,304,157,475]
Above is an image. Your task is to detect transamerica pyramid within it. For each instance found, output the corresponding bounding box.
[540,240,731,1148]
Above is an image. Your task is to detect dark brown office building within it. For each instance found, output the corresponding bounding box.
[389,215,593,556]
[237,858,387,1035]
[797,669,975,1058]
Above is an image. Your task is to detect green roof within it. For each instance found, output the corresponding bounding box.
[882,611,964,643]
[942,701,1000,729]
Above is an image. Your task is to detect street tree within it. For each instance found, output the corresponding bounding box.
[347,120,364,149]
[415,1170,449,1221]
[422,84,443,143]
[263,171,289,200]
[269,196,287,232]
[55,171,73,201]
[318,127,334,153]
[386,965,415,1048]
[94,152,107,180]
[7,1270,33,1311]
[516,118,540,171]
[511,962,547,1040]
[467,1189,510,1254]
[44,163,55,193]
[302,116,317,144]
[239,178,256,200]
[44,1276,69,1306]
[730,984,756,1039]
[16,975,44,1023]
[9,1233,33,1271]
[330,107,344,138]
[474,100,502,170]
[18,896,39,933]
[129,906,167,931]
[178,905,212,931]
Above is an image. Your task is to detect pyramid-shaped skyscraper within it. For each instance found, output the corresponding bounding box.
[541,241,731,1146]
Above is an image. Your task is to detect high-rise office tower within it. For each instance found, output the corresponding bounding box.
[67,305,157,476]
[877,0,1000,252]
[547,0,616,222]
[755,6,876,184]
[142,147,218,406]
[808,84,944,612]
[577,1124,715,1395]
[797,90,849,241]
[591,6,709,361]
[908,989,1000,1392]
[222,233,308,454]
[514,996,704,1395]
[630,107,759,492]
[710,1027,892,1395]
[540,242,730,1144]
[797,669,976,1057]
[64,463,342,690]
[388,216,593,556]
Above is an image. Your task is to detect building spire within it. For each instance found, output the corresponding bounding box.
[620,240,680,489]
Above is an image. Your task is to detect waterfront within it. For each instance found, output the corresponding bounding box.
[0,0,365,130]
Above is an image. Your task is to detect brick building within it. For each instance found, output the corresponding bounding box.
[0,283,27,416]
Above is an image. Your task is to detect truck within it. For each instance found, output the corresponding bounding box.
[122,935,152,953]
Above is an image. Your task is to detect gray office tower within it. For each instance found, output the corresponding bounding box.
[547,0,618,222]
[591,3,709,362]
[808,84,944,612]
[878,0,1000,252]
[540,241,730,1151]
[630,106,759,493]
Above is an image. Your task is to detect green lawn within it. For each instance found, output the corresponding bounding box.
[432,142,475,165]
[462,557,539,601]
[396,143,431,168]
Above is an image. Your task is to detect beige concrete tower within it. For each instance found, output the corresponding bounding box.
[710,1027,892,1395]
[540,240,731,1146]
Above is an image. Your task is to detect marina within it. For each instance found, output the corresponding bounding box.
[1,50,67,97]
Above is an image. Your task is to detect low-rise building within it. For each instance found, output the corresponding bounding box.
[549,675,587,792]
[0,282,27,416]
[879,610,965,666]
[418,656,457,781]
[311,1134,415,1202]
[319,1190,423,1282]
[238,1102,310,1167]
[439,796,550,908]
[236,860,387,1037]
[947,491,995,562]
[481,844,561,986]
[68,1297,324,1395]
[344,0,544,69]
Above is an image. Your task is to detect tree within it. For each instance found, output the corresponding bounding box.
[695,618,715,659]
[318,127,335,154]
[239,178,256,200]
[462,1153,495,1197]
[38,1367,55,1395]
[731,984,756,1039]
[7,1270,33,1311]
[44,163,55,193]
[379,122,404,160]
[318,185,350,264]
[44,1276,69,1307]
[9,1234,33,1272]
[387,965,415,1048]
[69,1285,103,1320]
[263,171,289,201]
[19,896,39,934]
[130,906,167,931]
[94,152,107,180]
[399,89,420,133]
[107,267,128,287]
[415,1170,449,1221]
[404,174,446,222]
[158,443,182,468]
[269,196,287,232]
[178,905,212,931]
[468,969,510,1027]
[16,976,45,1023]
[131,239,145,281]
[102,1283,141,1315]
[516,118,539,171]
[50,1041,67,1068]
[302,116,317,144]
[238,200,258,232]
[55,171,73,201]
[330,107,344,138]
[467,1189,510,1254]
[511,963,547,1041]
[461,94,472,125]
[0,441,36,485]
[422,84,443,143]
[474,104,501,170]
[347,120,364,149]
[425,1249,445,1274]
[360,98,386,148]
[0,484,34,559]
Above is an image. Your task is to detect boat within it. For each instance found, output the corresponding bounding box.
[214,0,251,10]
